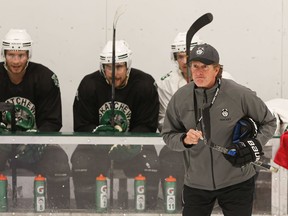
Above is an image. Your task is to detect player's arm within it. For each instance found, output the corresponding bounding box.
[130,78,159,133]
[73,76,99,132]
[157,80,173,132]
[36,72,62,132]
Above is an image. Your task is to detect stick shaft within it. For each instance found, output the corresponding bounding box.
[110,5,126,208]
[111,28,116,127]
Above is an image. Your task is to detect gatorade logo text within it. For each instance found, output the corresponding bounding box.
[36,196,45,211]
[167,195,176,211]
[136,195,145,210]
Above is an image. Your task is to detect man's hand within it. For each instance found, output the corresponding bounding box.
[224,138,263,167]
[182,129,203,145]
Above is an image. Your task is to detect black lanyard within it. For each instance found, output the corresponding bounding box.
[194,79,221,129]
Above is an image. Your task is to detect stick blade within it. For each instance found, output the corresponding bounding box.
[113,5,127,29]
[186,13,213,56]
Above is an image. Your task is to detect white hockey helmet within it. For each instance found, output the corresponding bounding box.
[1,29,33,59]
[100,40,132,76]
[171,32,202,61]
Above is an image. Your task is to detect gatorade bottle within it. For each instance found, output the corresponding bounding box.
[95,174,108,212]
[0,174,8,212]
[164,175,177,213]
[34,175,46,212]
[134,174,146,212]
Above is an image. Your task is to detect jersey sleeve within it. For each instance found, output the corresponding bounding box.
[129,76,159,133]
[35,72,62,132]
[157,80,174,132]
[73,75,99,132]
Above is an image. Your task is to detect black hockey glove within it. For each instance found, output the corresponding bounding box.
[0,122,8,132]
[92,124,123,133]
[224,138,263,167]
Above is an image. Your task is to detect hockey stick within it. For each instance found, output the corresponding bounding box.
[110,5,127,208]
[111,4,127,127]
[186,13,213,83]
[200,104,278,173]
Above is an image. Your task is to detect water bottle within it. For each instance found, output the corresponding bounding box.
[134,174,146,212]
[164,175,176,213]
[34,174,46,212]
[0,174,8,212]
[95,174,108,212]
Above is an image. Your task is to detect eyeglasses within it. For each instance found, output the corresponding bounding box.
[5,53,28,60]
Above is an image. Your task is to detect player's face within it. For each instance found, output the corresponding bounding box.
[104,62,128,88]
[176,52,187,75]
[190,61,219,88]
[5,50,28,75]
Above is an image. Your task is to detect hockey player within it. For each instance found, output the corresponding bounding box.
[0,29,70,209]
[71,40,160,209]
[162,43,276,216]
[157,32,234,210]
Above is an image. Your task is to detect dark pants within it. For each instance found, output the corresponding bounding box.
[71,144,160,209]
[0,144,71,209]
[159,146,184,210]
[182,177,255,216]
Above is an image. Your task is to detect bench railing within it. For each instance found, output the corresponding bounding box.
[0,132,286,215]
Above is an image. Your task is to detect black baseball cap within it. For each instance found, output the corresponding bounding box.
[188,43,219,65]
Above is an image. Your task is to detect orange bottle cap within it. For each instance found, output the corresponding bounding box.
[135,174,146,180]
[0,173,7,180]
[34,174,46,181]
[165,175,176,182]
[96,174,106,181]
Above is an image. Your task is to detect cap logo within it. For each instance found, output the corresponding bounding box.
[195,47,205,56]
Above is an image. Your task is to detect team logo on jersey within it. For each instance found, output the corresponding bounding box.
[160,71,172,81]
[51,74,59,87]
[99,101,131,131]
[2,97,36,130]
[221,108,229,117]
